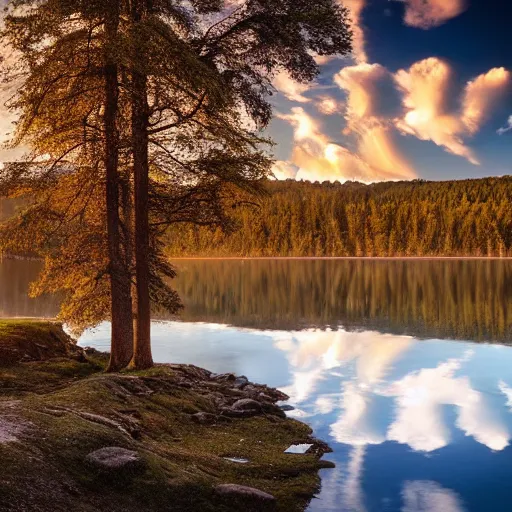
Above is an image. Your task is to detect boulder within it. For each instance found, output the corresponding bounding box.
[232,399,262,412]
[85,447,145,473]
[234,376,249,389]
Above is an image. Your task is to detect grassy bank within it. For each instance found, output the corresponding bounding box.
[0,321,331,512]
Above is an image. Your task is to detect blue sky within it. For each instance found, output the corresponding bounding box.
[269,0,512,183]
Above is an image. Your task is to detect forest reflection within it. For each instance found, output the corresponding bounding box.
[173,259,512,342]
[1,258,512,343]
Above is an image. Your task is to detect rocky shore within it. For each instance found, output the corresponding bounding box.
[0,321,333,511]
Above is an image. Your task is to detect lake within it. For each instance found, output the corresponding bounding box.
[2,258,512,511]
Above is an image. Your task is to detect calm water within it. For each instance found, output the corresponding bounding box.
[3,258,512,511]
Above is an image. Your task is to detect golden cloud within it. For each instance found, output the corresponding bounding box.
[395,58,511,165]
[278,107,415,183]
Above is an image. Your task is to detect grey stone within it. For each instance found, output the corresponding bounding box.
[279,404,295,412]
[85,447,144,473]
[211,373,236,382]
[234,376,249,389]
[215,484,275,502]
[231,399,261,412]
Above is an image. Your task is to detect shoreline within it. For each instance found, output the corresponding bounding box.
[0,321,331,511]
[170,256,512,261]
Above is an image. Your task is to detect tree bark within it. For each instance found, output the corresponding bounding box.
[105,3,134,372]
[130,0,153,370]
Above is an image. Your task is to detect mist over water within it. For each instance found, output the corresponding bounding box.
[3,258,512,511]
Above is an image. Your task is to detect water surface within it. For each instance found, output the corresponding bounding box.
[2,258,512,512]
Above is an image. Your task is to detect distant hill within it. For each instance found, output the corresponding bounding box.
[164,176,512,257]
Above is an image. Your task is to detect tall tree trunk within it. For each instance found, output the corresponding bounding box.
[130,0,153,369]
[105,4,134,372]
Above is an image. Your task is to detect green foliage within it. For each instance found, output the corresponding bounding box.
[165,177,512,258]
[0,0,352,347]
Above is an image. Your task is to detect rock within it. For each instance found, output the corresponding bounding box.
[211,373,236,383]
[215,484,276,503]
[234,376,249,389]
[279,404,295,412]
[231,399,262,412]
[85,447,145,473]
[192,412,216,425]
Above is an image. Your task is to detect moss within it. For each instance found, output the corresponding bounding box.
[0,323,331,512]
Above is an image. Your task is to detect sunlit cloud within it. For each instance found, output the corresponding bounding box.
[315,95,344,116]
[335,63,392,126]
[462,68,511,134]
[333,63,416,181]
[401,481,466,512]
[394,58,510,165]
[394,57,477,164]
[396,0,468,29]
[278,105,415,184]
[273,71,313,103]
[341,0,368,63]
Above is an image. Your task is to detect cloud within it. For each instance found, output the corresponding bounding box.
[272,160,298,180]
[273,72,312,103]
[278,90,414,183]
[462,68,511,134]
[335,63,393,126]
[394,59,510,165]
[497,116,512,135]
[276,329,412,405]
[274,328,511,460]
[384,352,510,452]
[342,446,368,512]
[401,481,465,512]
[331,383,386,445]
[394,57,477,164]
[398,0,468,29]
[341,0,368,63]
[499,380,512,408]
[315,95,344,116]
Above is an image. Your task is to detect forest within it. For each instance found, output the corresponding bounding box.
[164,176,512,258]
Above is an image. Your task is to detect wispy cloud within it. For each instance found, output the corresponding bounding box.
[497,115,512,135]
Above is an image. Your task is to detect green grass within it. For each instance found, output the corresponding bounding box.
[0,322,330,512]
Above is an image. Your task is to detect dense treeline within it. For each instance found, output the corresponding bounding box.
[164,177,512,257]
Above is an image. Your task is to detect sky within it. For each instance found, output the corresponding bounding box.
[269,0,512,183]
[0,0,510,183]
